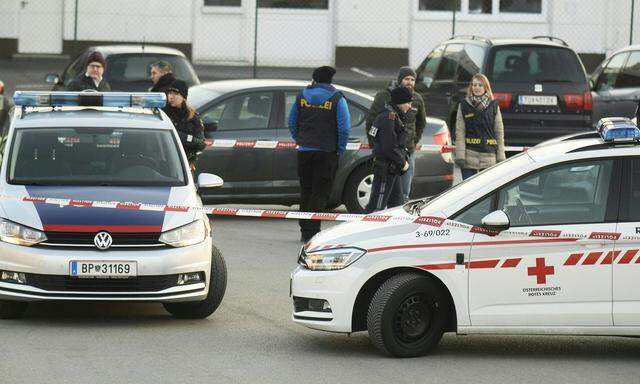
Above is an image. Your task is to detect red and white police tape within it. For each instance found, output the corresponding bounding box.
[6,194,638,242]
[203,139,528,153]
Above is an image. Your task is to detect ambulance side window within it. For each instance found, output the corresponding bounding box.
[452,194,494,226]
[619,158,640,221]
[497,159,613,226]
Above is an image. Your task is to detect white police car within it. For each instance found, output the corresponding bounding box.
[0,91,226,319]
[292,117,640,357]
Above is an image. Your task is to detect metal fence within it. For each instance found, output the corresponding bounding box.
[2,0,639,72]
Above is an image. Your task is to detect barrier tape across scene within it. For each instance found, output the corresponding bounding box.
[6,195,636,242]
[203,139,529,153]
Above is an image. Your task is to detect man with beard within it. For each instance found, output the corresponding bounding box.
[365,87,412,213]
[366,66,426,202]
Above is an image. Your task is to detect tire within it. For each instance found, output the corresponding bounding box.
[367,273,449,357]
[343,164,374,214]
[0,301,28,319]
[163,245,227,319]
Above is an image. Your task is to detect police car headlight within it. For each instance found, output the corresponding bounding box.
[300,247,366,271]
[0,218,47,246]
[159,220,206,247]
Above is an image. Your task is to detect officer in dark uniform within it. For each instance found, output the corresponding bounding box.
[365,87,412,213]
[288,66,351,243]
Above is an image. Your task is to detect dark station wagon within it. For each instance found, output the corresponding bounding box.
[189,80,454,213]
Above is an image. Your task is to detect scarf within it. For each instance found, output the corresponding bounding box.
[467,93,491,110]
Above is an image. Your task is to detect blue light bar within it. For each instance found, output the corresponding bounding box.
[596,117,640,143]
[13,91,166,108]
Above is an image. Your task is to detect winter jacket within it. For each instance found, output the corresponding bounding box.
[288,83,350,155]
[150,73,176,93]
[455,102,505,170]
[165,106,206,162]
[66,73,111,92]
[366,84,426,152]
[371,105,408,174]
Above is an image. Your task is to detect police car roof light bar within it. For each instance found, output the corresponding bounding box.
[596,117,640,143]
[13,91,166,109]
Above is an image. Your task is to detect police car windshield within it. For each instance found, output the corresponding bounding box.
[421,152,533,214]
[8,127,186,186]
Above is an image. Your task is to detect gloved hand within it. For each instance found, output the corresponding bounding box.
[402,161,409,172]
[454,158,466,168]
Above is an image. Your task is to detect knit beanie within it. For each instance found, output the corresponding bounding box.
[390,86,413,105]
[167,79,189,99]
[86,51,106,67]
[397,66,417,84]
[312,66,336,84]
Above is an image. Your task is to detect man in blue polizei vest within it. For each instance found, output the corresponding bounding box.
[288,66,351,243]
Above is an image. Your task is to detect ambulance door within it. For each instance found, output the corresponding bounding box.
[467,158,620,326]
[613,157,640,326]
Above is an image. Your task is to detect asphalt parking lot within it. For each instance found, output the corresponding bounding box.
[1,213,639,384]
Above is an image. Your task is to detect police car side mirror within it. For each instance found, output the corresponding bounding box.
[197,173,224,189]
[204,121,218,132]
[481,210,510,232]
[45,73,60,85]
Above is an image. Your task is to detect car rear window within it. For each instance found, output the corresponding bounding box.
[488,46,586,84]
[8,128,186,186]
[105,54,199,86]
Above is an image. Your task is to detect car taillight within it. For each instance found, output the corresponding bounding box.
[494,92,512,109]
[583,91,592,111]
[564,93,590,112]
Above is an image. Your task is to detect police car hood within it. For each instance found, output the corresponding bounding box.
[0,185,199,233]
[307,205,446,250]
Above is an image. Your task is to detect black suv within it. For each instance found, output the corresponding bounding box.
[414,36,592,146]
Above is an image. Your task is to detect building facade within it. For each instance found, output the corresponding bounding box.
[0,0,637,69]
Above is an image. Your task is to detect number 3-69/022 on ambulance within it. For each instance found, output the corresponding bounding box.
[291,117,640,357]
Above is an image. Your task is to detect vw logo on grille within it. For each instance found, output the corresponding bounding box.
[94,232,113,250]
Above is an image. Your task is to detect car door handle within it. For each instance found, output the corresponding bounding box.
[348,137,360,142]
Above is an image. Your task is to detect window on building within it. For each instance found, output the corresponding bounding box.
[469,0,492,14]
[204,0,241,6]
[499,0,542,13]
[419,0,461,11]
[258,0,328,9]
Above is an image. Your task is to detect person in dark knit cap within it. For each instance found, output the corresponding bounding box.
[67,51,111,91]
[365,65,426,202]
[165,79,205,170]
[288,65,350,243]
[365,86,413,213]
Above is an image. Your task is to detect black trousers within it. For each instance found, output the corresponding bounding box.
[298,151,339,238]
[365,162,404,214]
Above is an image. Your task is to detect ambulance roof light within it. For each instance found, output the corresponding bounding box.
[13,91,166,109]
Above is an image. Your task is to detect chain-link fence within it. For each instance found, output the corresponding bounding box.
[0,0,638,74]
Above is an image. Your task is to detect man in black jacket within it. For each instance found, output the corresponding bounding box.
[67,51,111,91]
[150,61,176,93]
[365,87,412,213]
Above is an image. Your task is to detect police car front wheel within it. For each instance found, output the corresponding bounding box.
[367,273,449,357]
[163,245,227,319]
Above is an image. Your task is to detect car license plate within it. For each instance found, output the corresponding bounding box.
[70,261,137,278]
[518,95,557,106]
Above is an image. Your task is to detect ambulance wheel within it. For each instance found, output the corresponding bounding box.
[367,273,448,357]
[344,164,373,214]
[164,245,227,319]
[0,300,28,319]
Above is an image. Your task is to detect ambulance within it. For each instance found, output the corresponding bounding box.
[292,117,640,357]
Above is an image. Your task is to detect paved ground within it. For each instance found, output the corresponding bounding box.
[1,214,639,384]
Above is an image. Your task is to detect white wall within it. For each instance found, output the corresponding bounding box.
[192,2,252,63]
[0,0,19,38]
[335,0,410,48]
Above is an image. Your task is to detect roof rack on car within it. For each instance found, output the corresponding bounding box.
[13,91,166,119]
[450,35,491,44]
[532,36,568,46]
